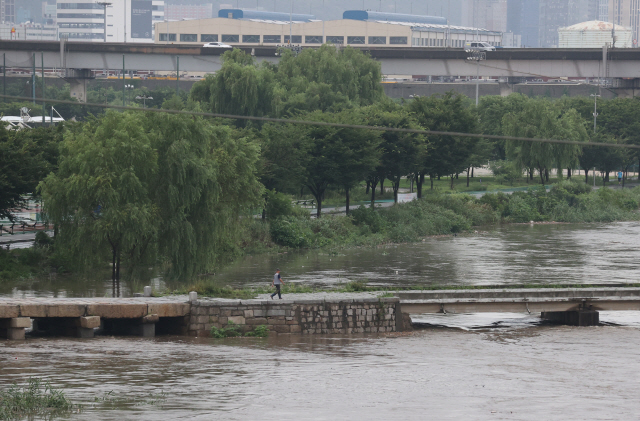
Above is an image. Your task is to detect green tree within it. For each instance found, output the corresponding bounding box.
[144,112,263,279]
[40,111,263,284]
[0,125,62,220]
[409,92,478,193]
[477,94,530,160]
[190,45,384,120]
[503,99,587,184]
[318,109,381,214]
[39,112,159,286]
[363,104,426,203]
[299,110,381,217]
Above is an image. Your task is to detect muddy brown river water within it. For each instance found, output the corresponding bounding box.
[1,321,640,420]
[2,222,640,419]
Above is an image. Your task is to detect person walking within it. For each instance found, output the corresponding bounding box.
[270,269,285,300]
[618,170,623,185]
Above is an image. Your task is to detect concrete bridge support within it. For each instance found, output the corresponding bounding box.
[541,310,599,327]
[0,317,30,340]
[33,316,101,338]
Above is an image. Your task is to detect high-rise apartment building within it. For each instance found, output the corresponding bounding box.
[56,0,164,42]
[609,0,640,44]
[4,0,14,23]
[507,0,540,46]
[462,0,507,32]
[508,0,607,47]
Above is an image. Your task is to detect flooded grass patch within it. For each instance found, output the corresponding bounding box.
[0,377,78,420]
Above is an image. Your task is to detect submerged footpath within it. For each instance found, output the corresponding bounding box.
[0,292,402,340]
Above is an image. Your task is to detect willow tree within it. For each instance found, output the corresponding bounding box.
[502,99,587,184]
[143,112,263,279]
[39,111,159,288]
[40,111,263,284]
[190,45,384,119]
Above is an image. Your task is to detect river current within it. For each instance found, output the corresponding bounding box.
[2,222,640,419]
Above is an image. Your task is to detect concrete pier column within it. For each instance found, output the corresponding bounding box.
[541,310,599,327]
[76,316,100,338]
[0,317,31,340]
[131,314,159,337]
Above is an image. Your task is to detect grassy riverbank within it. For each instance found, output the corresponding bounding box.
[253,181,640,252]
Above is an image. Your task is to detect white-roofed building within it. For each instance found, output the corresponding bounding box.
[153,17,502,48]
[558,20,633,48]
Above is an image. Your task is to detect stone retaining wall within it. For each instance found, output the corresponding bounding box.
[188,298,402,336]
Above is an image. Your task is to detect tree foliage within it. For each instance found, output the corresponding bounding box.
[39,111,263,281]
[0,125,62,220]
[502,99,588,184]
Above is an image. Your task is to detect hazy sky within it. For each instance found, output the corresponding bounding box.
[18,0,466,26]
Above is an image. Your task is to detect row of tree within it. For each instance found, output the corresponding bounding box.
[4,45,640,280]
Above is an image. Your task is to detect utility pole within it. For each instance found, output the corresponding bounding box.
[42,52,45,125]
[467,50,486,106]
[32,53,36,105]
[289,0,292,44]
[591,93,601,132]
[97,2,112,43]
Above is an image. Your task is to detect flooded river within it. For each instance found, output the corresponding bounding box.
[2,222,640,419]
[2,318,640,420]
[5,222,640,298]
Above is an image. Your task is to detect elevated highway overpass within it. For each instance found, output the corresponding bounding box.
[3,40,640,79]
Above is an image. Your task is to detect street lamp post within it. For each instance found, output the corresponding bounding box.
[466,50,486,106]
[124,84,134,105]
[135,95,153,108]
[590,93,601,133]
[97,2,112,43]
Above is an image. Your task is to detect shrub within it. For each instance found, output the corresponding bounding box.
[269,217,312,248]
[504,195,541,222]
[34,231,54,248]
[351,205,387,233]
[265,190,293,219]
[244,325,269,337]
[211,321,242,338]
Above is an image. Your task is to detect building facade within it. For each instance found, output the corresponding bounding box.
[4,0,14,24]
[56,0,164,42]
[461,0,508,32]
[608,0,640,44]
[153,16,502,48]
[165,3,211,21]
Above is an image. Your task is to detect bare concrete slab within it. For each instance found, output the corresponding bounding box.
[148,302,190,318]
[0,306,19,318]
[87,304,148,319]
[20,304,85,318]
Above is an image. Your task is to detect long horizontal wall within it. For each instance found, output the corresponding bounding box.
[189,298,402,336]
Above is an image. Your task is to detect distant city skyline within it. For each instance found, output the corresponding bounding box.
[10,0,640,48]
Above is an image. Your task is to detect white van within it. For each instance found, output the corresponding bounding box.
[465,42,496,51]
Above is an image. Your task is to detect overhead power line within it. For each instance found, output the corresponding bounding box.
[4,94,640,150]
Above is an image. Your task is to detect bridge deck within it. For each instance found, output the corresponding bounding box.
[0,297,190,319]
[398,288,640,314]
[2,41,640,78]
